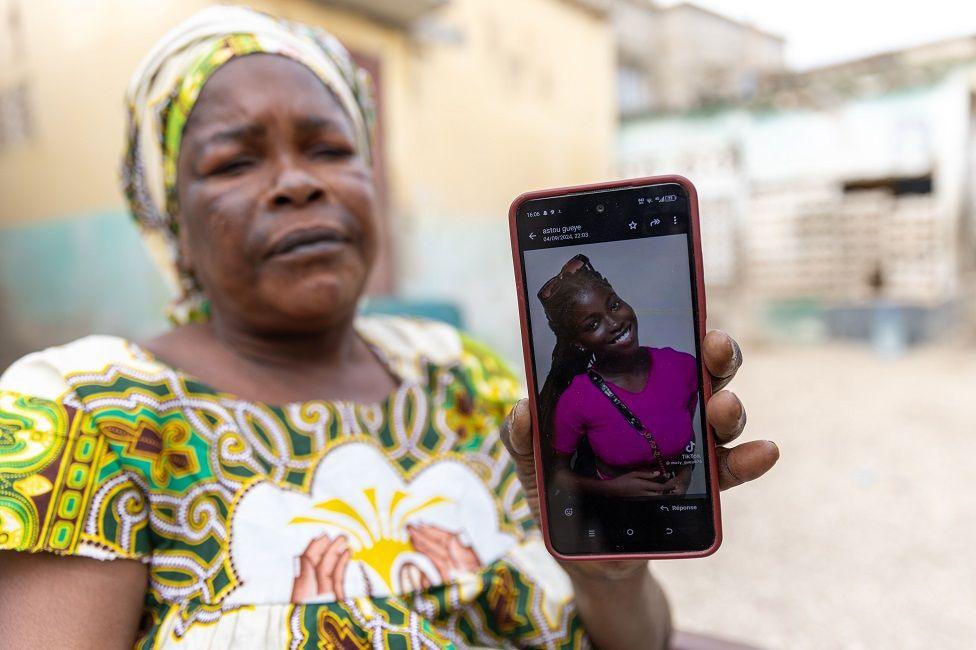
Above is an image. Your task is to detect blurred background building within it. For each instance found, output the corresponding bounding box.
[613,0,785,114]
[619,26,976,347]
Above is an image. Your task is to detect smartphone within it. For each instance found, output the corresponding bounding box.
[509,175,721,560]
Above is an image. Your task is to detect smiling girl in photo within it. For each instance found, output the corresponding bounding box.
[537,254,699,498]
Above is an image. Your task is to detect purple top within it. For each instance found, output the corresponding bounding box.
[552,347,699,471]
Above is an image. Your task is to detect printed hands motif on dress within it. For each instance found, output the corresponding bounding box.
[290,533,352,602]
[290,524,481,601]
[407,523,480,581]
[286,481,488,601]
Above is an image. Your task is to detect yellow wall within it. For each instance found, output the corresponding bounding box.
[389,0,616,362]
[0,0,614,226]
[392,0,616,220]
[0,0,407,223]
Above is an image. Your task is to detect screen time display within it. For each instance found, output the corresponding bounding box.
[516,183,715,555]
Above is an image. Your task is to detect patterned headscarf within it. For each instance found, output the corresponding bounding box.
[121,6,375,324]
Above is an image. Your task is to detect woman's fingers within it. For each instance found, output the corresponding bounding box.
[500,400,538,494]
[716,440,779,490]
[706,390,747,444]
[702,333,775,490]
[500,399,533,459]
[703,330,742,391]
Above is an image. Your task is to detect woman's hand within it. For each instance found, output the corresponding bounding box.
[700,330,779,490]
[500,330,778,581]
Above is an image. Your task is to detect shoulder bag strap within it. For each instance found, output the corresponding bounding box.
[587,370,670,478]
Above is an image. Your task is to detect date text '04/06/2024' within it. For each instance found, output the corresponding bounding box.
[542,224,588,243]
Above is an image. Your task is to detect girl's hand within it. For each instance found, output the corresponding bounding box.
[500,330,779,581]
[599,471,677,498]
[669,463,694,496]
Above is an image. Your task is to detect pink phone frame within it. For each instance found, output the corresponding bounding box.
[508,174,723,561]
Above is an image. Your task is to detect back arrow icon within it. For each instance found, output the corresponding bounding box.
[529,232,537,239]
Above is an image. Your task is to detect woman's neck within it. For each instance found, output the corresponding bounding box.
[143,309,398,405]
[206,311,362,372]
[593,346,646,378]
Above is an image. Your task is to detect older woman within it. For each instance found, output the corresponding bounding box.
[0,7,777,649]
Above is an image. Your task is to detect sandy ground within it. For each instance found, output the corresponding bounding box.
[655,343,976,650]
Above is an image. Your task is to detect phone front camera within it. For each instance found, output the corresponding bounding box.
[596,203,606,214]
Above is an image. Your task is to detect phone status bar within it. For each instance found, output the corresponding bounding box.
[519,209,689,251]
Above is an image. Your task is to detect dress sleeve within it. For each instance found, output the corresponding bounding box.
[457,333,524,433]
[0,348,150,561]
[454,333,538,536]
[551,383,586,455]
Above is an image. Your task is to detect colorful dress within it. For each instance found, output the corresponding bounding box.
[0,317,588,649]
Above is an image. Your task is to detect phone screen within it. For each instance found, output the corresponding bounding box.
[515,181,717,556]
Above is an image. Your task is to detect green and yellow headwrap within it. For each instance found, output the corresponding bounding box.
[121,6,375,324]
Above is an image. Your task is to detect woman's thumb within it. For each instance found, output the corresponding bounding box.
[501,399,534,458]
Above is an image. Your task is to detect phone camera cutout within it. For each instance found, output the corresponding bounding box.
[596,203,606,214]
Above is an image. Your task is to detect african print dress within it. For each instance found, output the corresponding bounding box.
[0,317,588,649]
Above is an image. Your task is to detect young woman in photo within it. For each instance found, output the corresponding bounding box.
[538,254,699,498]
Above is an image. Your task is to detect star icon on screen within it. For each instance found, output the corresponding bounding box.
[628,221,637,230]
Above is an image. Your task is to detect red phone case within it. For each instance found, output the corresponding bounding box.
[508,174,722,561]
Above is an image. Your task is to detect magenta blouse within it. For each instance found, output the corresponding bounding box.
[552,347,699,471]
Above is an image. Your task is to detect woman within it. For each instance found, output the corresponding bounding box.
[0,7,777,649]
[537,254,698,498]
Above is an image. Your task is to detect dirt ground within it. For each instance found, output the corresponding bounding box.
[655,343,976,650]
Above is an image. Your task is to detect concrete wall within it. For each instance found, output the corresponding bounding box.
[659,4,783,109]
[618,71,976,340]
[611,1,784,114]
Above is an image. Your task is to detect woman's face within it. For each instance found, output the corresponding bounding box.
[174,53,378,332]
[569,283,640,357]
